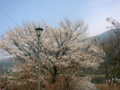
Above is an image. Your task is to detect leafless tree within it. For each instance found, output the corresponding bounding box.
[99,18,120,86]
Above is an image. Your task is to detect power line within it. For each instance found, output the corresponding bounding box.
[0,6,19,26]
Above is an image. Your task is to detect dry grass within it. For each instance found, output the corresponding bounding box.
[96,83,120,90]
[44,75,77,90]
[2,75,77,90]
[2,81,37,90]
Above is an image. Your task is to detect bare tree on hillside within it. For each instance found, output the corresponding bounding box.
[99,18,120,86]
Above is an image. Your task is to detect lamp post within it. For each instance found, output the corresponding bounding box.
[35,28,43,90]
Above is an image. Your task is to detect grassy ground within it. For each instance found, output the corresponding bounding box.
[96,83,120,90]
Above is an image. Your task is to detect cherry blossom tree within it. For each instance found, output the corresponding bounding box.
[0,19,104,84]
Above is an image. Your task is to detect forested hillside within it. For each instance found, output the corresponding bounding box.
[0,58,14,74]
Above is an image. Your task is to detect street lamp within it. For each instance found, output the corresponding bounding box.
[35,28,43,90]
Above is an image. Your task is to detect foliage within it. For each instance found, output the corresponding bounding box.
[91,76,106,84]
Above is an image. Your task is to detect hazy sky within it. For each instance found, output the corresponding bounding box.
[0,0,120,36]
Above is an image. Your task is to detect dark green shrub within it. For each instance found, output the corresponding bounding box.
[91,76,106,84]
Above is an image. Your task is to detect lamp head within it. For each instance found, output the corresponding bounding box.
[35,28,43,36]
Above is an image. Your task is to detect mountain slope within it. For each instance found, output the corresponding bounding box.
[0,58,15,74]
[97,28,120,39]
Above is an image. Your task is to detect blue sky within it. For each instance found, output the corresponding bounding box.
[0,0,120,36]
